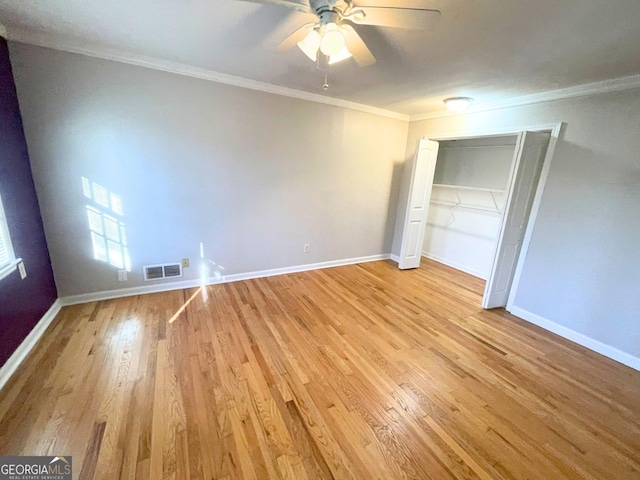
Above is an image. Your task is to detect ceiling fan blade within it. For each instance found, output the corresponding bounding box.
[351,7,441,29]
[234,0,313,14]
[277,23,316,51]
[342,24,376,67]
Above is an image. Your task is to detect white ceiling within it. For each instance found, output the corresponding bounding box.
[0,0,639,116]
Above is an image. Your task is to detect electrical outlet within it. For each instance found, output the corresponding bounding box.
[182,258,190,268]
[18,261,27,279]
[304,244,310,253]
[118,270,128,281]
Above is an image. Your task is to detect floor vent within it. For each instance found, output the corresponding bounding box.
[143,263,183,281]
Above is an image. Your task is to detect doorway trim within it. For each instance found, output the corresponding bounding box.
[426,122,564,310]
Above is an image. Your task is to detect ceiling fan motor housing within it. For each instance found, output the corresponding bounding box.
[310,0,338,11]
[318,10,340,25]
[310,0,347,23]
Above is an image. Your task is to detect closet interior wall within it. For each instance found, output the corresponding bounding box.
[423,135,518,279]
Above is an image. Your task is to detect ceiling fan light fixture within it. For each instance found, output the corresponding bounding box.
[320,22,346,57]
[297,29,321,61]
[328,46,352,65]
[443,97,474,113]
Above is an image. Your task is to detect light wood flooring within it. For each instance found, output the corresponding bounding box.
[1,259,638,479]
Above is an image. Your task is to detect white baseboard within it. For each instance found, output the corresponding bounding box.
[390,254,400,263]
[508,305,640,371]
[0,299,62,392]
[421,251,487,279]
[60,254,392,306]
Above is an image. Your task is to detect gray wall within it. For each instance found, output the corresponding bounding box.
[398,88,640,358]
[9,43,408,296]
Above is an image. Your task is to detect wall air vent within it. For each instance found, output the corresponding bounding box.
[143,263,183,281]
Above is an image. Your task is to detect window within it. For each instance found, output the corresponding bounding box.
[0,193,18,281]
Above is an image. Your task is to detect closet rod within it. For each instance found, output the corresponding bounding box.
[430,200,502,214]
[439,145,516,150]
[433,184,506,193]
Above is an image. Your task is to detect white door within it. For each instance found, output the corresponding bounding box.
[398,139,439,269]
[482,131,550,308]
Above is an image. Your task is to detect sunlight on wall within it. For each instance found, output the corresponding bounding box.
[82,177,131,271]
[199,241,225,286]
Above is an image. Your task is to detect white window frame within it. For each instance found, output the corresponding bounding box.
[0,193,20,281]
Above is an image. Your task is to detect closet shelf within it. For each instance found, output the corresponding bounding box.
[430,200,502,214]
[432,184,506,193]
[431,184,506,215]
[439,145,515,151]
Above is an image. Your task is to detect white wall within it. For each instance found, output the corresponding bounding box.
[395,88,640,361]
[433,136,517,188]
[9,43,408,297]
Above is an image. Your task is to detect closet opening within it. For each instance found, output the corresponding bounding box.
[426,135,518,281]
[397,127,557,310]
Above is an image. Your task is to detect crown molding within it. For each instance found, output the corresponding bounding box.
[5,26,639,124]
[4,27,410,122]
[409,74,640,122]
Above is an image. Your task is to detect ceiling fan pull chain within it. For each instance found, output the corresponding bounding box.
[323,55,330,90]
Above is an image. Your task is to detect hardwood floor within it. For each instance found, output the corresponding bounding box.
[1,259,638,479]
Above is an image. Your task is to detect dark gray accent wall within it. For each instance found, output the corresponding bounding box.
[0,36,57,367]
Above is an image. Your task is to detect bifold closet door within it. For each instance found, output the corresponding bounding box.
[482,131,550,309]
[398,139,439,269]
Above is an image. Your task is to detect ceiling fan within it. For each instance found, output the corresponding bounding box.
[236,0,441,67]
